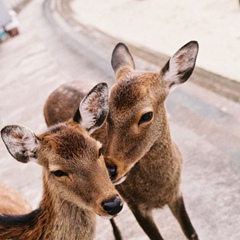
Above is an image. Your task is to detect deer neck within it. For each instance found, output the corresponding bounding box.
[155,106,172,143]
[39,182,96,240]
[145,109,173,161]
[0,177,96,240]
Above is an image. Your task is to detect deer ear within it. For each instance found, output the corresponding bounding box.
[73,83,109,134]
[161,41,199,89]
[1,125,40,163]
[111,43,135,73]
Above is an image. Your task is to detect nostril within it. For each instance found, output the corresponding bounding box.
[102,196,123,216]
[107,165,117,180]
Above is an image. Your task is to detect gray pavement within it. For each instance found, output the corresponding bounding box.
[70,0,240,84]
[0,0,240,239]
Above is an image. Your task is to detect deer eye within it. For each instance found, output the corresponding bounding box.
[138,112,153,125]
[52,170,68,177]
[98,147,104,157]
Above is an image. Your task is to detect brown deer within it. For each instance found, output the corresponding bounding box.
[104,41,199,240]
[43,41,199,240]
[0,182,32,215]
[0,83,123,240]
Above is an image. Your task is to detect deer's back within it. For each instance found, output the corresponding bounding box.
[44,81,87,127]
[0,182,32,216]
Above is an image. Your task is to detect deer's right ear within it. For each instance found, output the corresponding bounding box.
[111,43,135,73]
[160,41,199,89]
[73,83,109,134]
[1,125,40,163]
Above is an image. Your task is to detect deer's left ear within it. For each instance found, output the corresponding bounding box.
[1,125,40,163]
[161,41,199,89]
[73,82,109,134]
[111,42,135,74]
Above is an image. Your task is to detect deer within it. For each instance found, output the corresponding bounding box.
[104,41,199,240]
[43,41,199,240]
[0,182,32,216]
[0,82,123,240]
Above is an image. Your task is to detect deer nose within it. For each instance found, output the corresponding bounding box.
[102,196,123,215]
[107,165,117,180]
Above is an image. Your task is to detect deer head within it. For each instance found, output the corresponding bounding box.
[1,83,123,217]
[105,42,199,184]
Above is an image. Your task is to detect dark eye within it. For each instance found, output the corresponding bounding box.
[107,165,117,180]
[52,170,68,177]
[98,147,104,157]
[138,112,153,125]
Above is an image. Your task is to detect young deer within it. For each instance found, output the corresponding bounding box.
[0,83,123,240]
[104,41,199,240]
[43,41,199,239]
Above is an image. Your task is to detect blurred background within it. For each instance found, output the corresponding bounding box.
[0,0,240,239]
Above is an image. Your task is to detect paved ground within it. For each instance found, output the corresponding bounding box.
[71,0,240,83]
[0,0,240,239]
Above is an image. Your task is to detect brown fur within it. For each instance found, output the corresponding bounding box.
[0,182,32,216]
[0,83,123,240]
[44,81,87,127]
[43,42,199,240]
[43,81,107,145]
[104,42,199,240]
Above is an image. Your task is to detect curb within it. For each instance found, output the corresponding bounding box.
[42,0,117,84]
[12,0,33,14]
[43,0,240,103]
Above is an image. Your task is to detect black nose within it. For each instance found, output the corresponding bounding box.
[102,196,123,215]
[107,165,117,180]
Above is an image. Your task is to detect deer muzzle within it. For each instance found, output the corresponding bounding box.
[101,195,123,216]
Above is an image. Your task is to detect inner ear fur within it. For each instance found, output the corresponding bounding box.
[75,82,109,134]
[161,41,199,88]
[111,43,135,73]
[1,125,40,163]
